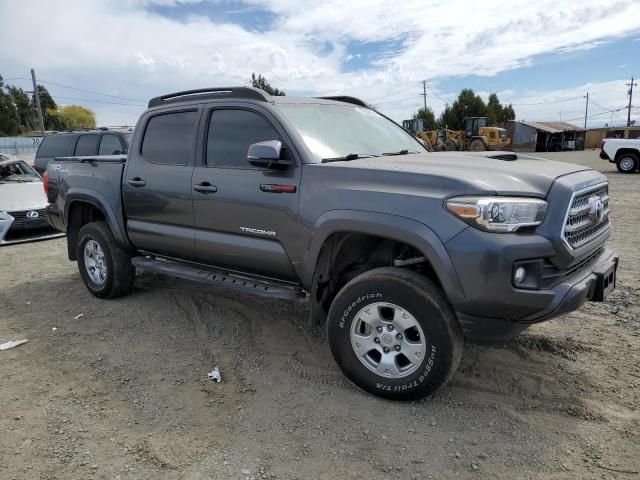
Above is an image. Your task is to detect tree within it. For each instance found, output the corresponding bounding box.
[438,89,487,130]
[0,75,20,136]
[7,86,36,131]
[34,85,59,130]
[48,105,96,130]
[251,73,285,96]
[486,93,516,124]
[413,106,437,130]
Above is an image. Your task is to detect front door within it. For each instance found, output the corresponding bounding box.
[123,109,199,259]
[192,106,301,280]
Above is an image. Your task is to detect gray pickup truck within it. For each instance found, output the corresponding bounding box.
[46,87,618,400]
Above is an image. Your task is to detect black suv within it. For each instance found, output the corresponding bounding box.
[34,128,133,175]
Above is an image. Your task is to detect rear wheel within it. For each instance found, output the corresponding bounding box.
[327,267,463,400]
[76,222,135,298]
[469,139,486,151]
[616,153,639,173]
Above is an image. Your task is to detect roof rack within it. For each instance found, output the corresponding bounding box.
[315,96,372,109]
[148,87,270,108]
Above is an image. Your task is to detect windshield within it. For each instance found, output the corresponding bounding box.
[276,103,426,162]
[0,161,41,183]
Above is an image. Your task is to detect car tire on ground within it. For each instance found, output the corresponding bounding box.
[76,221,135,299]
[616,152,639,174]
[469,139,486,151]
[327,267,463,401]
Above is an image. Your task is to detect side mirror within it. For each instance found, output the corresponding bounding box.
[247,140,292,169]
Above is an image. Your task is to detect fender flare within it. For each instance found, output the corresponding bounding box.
[300,210,465,304]
[64,188,132,249]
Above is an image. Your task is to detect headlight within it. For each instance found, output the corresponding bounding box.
[0,211,12,221]
[445,196,547,232]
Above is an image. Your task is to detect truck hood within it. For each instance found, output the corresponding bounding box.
[334,151,592,197]
[0,181,47,212]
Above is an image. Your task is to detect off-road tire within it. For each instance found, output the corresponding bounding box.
[616,152,639,173]
[469,139,486,151]
[327,267,463,401]
[76,222,135,299]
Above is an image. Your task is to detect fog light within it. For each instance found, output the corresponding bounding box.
[514,266,527,284]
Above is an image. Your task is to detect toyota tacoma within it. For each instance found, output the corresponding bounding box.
[45,87,619,400]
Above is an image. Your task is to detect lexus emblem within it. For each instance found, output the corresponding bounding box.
[587,197,604,224]
[26,210,39,219]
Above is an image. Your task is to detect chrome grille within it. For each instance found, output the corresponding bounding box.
[562,183,610,249]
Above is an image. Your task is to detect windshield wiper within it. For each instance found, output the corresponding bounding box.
[381,149,420,156]
[321,153,379,164]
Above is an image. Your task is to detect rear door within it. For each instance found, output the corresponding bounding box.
[122,109,200,259]
[191,105,301,280]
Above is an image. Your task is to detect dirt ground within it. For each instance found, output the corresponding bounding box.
[1,150,638,480]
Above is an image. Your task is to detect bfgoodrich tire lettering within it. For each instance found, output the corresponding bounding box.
[327,267,463,400]
[76,222,135,299]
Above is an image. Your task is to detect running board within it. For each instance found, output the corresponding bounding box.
[131,256,306,300]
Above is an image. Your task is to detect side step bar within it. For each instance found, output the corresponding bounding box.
[132,256,306,300]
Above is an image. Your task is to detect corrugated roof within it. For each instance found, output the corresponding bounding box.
[513,121,584,133]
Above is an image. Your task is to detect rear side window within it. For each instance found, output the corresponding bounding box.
[207,109,281,167]
[141,111,198,165]
[99,134,123,155]
[74,134,100,156]
[36,135,74,157]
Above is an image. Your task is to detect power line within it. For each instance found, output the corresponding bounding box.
[368,82,421,103]
[1,75,145,103]
[52,95,145,107]
[373,95,418,106]
[511,95,584,106]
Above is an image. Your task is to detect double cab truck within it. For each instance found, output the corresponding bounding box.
[46,87,619,400]
[600,137,640,173]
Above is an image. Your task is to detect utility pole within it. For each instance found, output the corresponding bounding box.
[627,76,637,127]
[31,68,45,135]
[583,92,589,130]
[421,80,427,114]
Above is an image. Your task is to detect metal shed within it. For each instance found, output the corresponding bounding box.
[503,121,585,152]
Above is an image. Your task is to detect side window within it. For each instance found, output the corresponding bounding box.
[36,135,73,157]
[207,109,281,167]
[99,134,124,155]
[141,111,198,165]
[74,134,100,156]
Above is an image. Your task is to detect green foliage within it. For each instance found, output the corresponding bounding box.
[437,89,516,129]
[251,73,285,96]
[0,73,98,134]
[486,93,516,124]
[413,106,437,130]
[0,75,21,136]
[48,105,96,130]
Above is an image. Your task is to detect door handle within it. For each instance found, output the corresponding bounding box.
[127,177,146,187]
[193,182,218,193]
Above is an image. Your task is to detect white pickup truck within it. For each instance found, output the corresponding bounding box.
[600,137,640,173]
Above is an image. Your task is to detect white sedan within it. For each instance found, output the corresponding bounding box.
[0,153,65,245]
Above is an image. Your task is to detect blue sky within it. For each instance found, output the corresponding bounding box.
[1,0,639,127]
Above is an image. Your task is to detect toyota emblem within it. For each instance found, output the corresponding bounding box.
[26,210,39,219]
[587,197,604,224]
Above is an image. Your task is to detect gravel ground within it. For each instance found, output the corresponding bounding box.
[1,150,638,480]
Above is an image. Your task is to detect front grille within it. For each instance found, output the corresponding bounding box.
[7,208,49,230]
[562,183,610,249]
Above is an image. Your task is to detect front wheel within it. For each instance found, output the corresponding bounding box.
[76,222,135,298]
[469,139,486,151]
[616,153,639,173]
[327,268,463,400]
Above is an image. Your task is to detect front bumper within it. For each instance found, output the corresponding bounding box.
[599,150,610,161]
[446,227,618,342]
[0,209,65,246]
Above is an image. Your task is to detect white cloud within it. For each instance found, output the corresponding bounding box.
[0,0,639,126]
